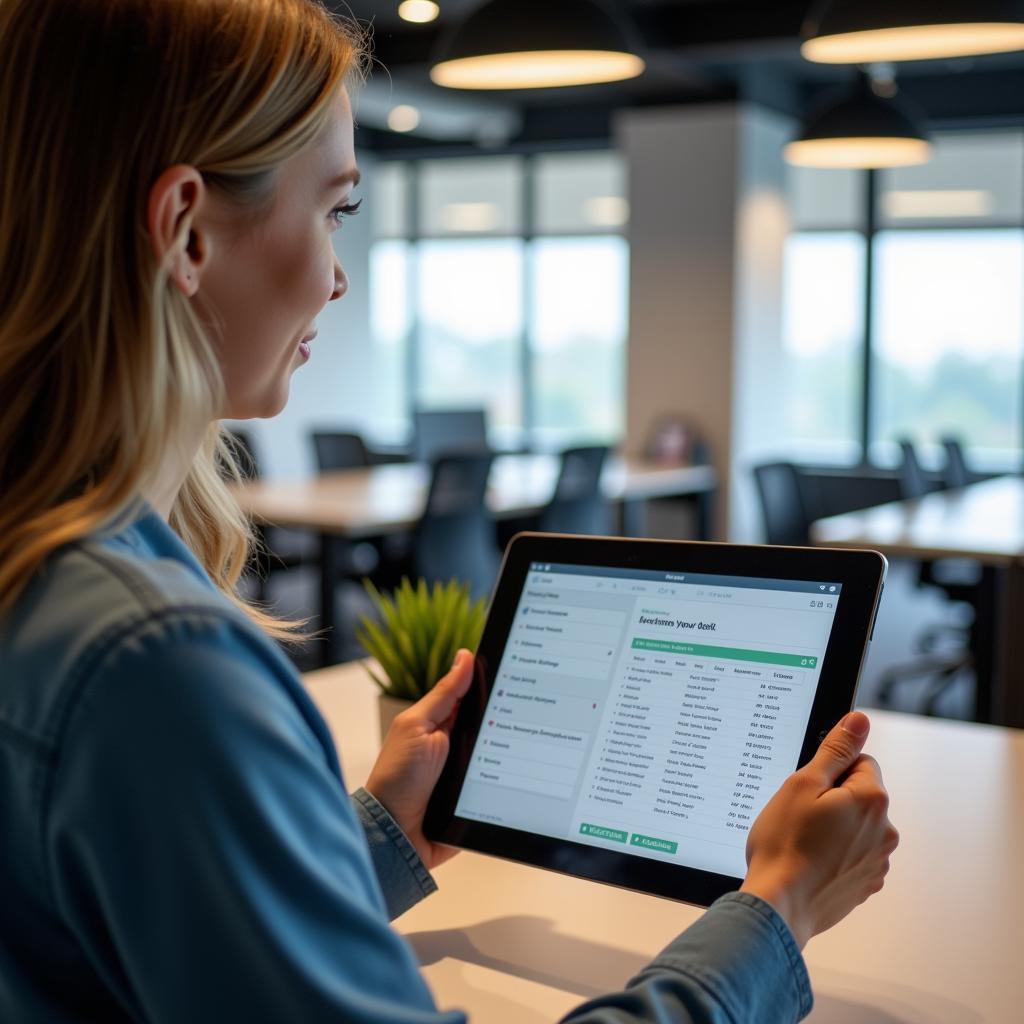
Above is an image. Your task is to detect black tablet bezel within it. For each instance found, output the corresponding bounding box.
[424,533,886,907]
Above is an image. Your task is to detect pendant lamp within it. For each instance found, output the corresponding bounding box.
[430,0,645,90]
[803,0,1024,64]
[785,76,933,168]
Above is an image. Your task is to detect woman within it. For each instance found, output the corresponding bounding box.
[0,1,898,1021]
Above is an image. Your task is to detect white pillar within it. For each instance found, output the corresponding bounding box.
[617,103,793,541]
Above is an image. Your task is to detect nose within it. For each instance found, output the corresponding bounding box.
[330,255,348,302]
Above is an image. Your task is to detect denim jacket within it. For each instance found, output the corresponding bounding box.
[0,506,812,1022]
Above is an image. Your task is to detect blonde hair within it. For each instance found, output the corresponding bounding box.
[0,0,365,638]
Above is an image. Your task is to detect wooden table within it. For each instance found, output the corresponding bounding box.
[305,661,1024,1023]
[235,455,717,665]
[811,475,1024,727]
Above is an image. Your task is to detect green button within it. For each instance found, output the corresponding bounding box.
[580,822,628,843]
[630,832,678,854]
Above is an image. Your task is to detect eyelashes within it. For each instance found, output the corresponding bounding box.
[330,197,362,228]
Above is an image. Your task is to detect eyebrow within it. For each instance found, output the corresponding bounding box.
[325,168,361,192]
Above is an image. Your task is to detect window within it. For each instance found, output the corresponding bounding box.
[369,151,629,450]
[783,130,1024,467]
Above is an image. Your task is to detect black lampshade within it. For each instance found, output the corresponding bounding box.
[785,78,933,168]
[431,0,645,90]
[803,0,1024,63]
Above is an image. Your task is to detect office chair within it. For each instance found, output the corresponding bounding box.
[411,452,499,600]
[752,461,821,546]
[538,445,613,536]
[876,439,982,715]
[311,430,371,472]
[940,435,974,490]
[412,408,489,464]
[224,429,314,602]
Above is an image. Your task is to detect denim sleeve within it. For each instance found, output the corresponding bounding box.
[561,892,813,1024]
[352,787,438,920]
[44,611,466,1024]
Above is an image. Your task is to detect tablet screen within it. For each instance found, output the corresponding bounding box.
[453,561,843,880]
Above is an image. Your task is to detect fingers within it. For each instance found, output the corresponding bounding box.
[805,711,871,789]
[411,649,474,726]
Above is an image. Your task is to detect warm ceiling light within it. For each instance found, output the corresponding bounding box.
[785,78,933,169]
[431,0,645,90]
[387,105,421,132]
[785,137,933,168]
[883,190,995,218]
[802,0,1024,63]
[398,1,440,24]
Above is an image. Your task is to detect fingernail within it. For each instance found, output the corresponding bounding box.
[453,649,469,669]
[841,711,869,738]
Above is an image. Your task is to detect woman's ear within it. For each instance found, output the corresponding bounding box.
[147,165,210,297]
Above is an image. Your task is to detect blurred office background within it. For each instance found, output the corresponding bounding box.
[233,1,1024,724]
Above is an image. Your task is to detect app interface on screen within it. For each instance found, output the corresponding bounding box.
[454,563,843,878]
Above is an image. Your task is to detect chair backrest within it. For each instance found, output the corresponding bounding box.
[897,439,931,499]
[311,431,370,472]
[226,429,260,481]
[752,462,815,546]
[940,435,971,489]
[412,408,489,464]
[414,452,498,599]
[539,445,612,535]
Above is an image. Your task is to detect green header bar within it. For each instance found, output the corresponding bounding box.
[631,637,817,669]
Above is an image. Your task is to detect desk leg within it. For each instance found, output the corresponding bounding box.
[993,562,1024,728]
[318,533,339,668]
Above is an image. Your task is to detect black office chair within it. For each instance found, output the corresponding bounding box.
[224,429,314,601]
[412,408,489,464]
[538,445,613,536]
[752,462,820,546]
[876,439,982,715]
[940,435,974,490]
[312,430,371,472]
[411,452,499,600]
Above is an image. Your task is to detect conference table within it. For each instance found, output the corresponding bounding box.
[234,455,717,665]
[811,475,1024,728]
[305,660,1023,1023]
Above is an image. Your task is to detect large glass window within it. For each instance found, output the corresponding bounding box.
[530,236,628,446]
[872,230,1024,456]
[416,238,524,437]
[784,130,1024,466]
[781,232,865,460]
[369,151,629,450]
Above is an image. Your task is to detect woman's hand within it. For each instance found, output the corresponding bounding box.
[365,649,474,871]
[739,711,899,949]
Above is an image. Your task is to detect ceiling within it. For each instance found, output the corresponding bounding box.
[335,1,1024,152]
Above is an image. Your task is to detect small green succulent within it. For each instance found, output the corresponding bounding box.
[355,578,487,700]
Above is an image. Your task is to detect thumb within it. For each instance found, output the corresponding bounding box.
[416,649,474,725]
[806,711,870,788]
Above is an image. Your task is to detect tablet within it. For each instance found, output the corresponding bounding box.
[424,533,886,906]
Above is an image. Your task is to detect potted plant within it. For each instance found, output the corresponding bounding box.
[355,577,487,739]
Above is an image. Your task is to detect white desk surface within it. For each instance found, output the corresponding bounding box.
[234,455,716,538]
[304,662,1024,1023]
[811,476,1024,565]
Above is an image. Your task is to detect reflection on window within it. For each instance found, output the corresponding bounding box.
[530,237,628,446]
[415,239,524,436]
[781,232,865,460]
[872,229,1024,457]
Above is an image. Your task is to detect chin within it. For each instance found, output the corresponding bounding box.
[226,384,291,420]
